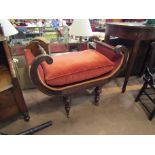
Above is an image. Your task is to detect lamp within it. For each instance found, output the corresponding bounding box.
[69,19,92,43]
[0,19,18,41]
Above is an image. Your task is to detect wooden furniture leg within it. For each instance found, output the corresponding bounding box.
[63,96,71,118]
[138,42,152,77]
[12,78,30,121]
[135,82,147,102]
[22,112,30,121]
[94,86,102,105]
[104,34,110,43]
[122,40,141,93]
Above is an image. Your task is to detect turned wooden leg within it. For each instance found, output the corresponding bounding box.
[135,82,147,102]
[94,86,102,106]
[63,96,71,118]
[23,112,30,121]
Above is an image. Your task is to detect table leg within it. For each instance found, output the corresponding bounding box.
[104,34,110,43]
[122,40,141,93]
[138,41,151,77]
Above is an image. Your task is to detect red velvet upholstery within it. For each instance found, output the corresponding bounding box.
[25,49,115,86]
[96,43,121,61]
[24,49,45,81]
[24,49,35,65]
[42,49,114,86]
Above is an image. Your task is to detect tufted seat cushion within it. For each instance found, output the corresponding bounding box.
[42,49,114,86]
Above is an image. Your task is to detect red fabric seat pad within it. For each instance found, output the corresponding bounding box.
[42,49,114,86]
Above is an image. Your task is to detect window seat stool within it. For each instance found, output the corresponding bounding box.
[24,39,129,118]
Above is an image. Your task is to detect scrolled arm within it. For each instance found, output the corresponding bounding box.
[94,40,129,57]
[94,40,129,76]
[112,45,129,77]
[114,45,129,59]
[30,54,53,92]
[93,40,129,63]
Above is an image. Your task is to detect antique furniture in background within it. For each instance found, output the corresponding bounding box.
[0,22,52,134]
[105,22,155,92]
[24,39,128,118]
[135,42,155,120]
[0,22,29,121]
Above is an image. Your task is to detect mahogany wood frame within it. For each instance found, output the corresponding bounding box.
[2,41,29,121]
[26,39,129,118]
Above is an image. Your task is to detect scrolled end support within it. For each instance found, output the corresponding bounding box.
[29,54,53,94]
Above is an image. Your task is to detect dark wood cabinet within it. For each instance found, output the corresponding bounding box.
[0,39,29,121]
